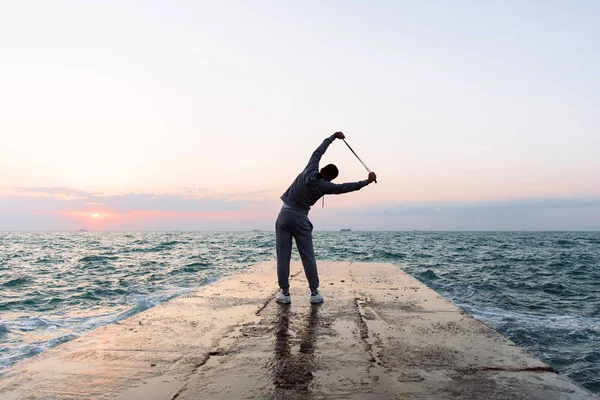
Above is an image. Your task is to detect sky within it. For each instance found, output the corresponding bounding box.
[1,1,599,231]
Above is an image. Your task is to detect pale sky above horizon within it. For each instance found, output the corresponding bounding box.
[1,1,599,231]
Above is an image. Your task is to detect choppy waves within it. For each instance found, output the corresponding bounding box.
[1,231,599,393]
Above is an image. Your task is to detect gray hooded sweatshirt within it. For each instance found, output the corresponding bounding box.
[280,135,369,215]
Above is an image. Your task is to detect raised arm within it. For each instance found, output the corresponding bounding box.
[305,132,345,173]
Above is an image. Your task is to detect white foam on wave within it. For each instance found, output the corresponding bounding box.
[2,316,56,333]
[113,299,155,322]
[0,285,196,370]
[458,303,600,333]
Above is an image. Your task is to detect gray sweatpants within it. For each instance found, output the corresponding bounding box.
[276,207,319,293]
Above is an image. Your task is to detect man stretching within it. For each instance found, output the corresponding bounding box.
[276,132,377,304]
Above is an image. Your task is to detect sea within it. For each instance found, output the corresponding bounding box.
[1,231,599,393]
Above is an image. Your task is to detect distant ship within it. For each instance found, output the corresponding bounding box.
[340,228,351,232]
[77,229,89,232]
[252,229,261,232]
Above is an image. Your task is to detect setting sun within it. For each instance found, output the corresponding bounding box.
[92,213,99,218]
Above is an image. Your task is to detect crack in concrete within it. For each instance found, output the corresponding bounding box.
[256,271,302,316]
[192,354,211,370]
[354,296,398,397]
[471,365,559,374]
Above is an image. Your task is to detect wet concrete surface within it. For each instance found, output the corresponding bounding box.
[1,261,597,399]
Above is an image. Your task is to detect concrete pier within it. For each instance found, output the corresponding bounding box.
[1,261,597,399]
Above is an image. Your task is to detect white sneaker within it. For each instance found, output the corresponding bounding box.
[310,292,324,304]
[276,289,291,304]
